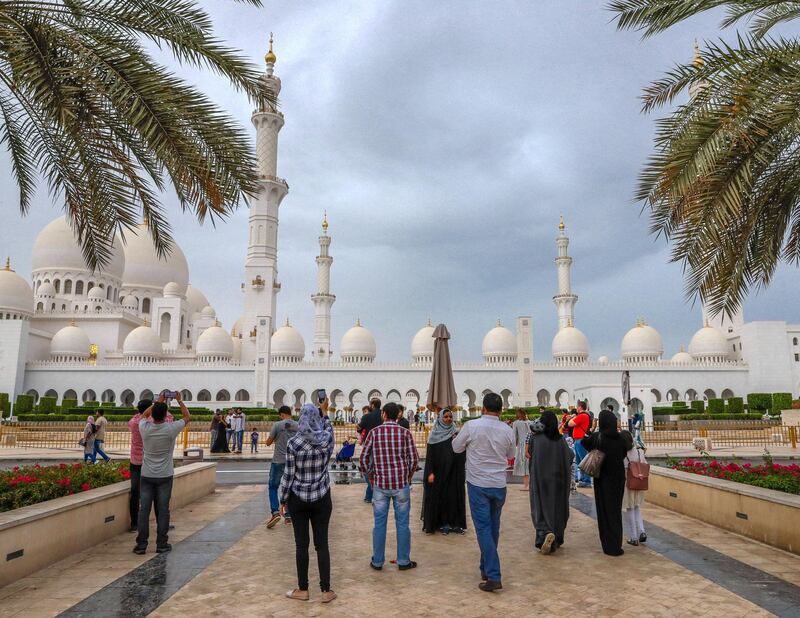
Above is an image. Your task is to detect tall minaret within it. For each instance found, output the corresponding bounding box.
[311,212,335,362]
[243,33,289,406]
[553,216,578,329]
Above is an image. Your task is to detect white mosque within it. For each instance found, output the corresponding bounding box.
[1,40,799,421]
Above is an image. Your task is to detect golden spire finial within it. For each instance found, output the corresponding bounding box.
[265,32,277,65]
[496,318,502,327]
[231,327,237,337]
[143,318,149,328]
[214,319,220,327]
[559,214,565,231]
[693,39,704,68]
[322,210,328,231]
[427,317,432,327]
[3,257,11,271]
[285,316,290,327]
[567,317,574,327]
[69,318,76,327]
[356,317,361,327]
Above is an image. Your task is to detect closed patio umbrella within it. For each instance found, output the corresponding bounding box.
[427,323,458,410]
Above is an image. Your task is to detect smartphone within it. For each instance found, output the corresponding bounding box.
[317,389,327,403]
[162,390,178,400]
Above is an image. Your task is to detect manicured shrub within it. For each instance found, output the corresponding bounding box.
[747,393,772,413]
[680,413,765,421]
[772,393,792,412]
[707,398,725,414]
[83,400,99,408]
[652,406,675,416]
[690,400,705,414]
[672,401,688,408]
[13,394,34,415]
[38,396,58,414]
[728,397,744,414]
[100,402,116,408]
[61,398,78,411]
[0,393,9,417]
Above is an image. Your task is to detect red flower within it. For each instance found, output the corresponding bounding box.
[120,470,131,480]
[59,463,68,470]
[81,483,91,492]
[73,463,82,469]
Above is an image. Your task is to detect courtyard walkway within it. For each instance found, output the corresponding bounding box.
[2,484,799,617]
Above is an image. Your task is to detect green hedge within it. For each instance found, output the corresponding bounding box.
[680,413,767,421]
[747,393,772,413]
[61,398,78,410]
[652,406,676,416]
[13,413,281,423]
[14,394,34,415]
[672,401,687,408]
[38,396,58,414]
[690,400,705,414]
[83,400,99,408]
[772,392,792,412]
[728,397,744,414]
[0,393,9,417]
[100,402,116,408]
[707,398,725,414]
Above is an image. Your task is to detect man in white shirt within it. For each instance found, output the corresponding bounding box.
[452,392,515,593]
[230,408,246,454]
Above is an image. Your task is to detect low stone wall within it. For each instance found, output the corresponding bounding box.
[0,462,216,587]
[649,466,800,554]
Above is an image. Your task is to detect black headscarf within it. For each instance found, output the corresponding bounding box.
[598,409,618,436]
[539,410,561,441]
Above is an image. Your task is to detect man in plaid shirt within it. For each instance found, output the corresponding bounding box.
[359,402,419,570]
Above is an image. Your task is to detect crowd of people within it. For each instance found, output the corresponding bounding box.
[273,391,650,602]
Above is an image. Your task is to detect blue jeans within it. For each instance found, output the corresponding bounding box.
[235,430,244,451]
[268,462,288,517]
[364,479,373,502]
[93,439,110,462]
[467,482,506,582]
[574,439,591,485]
[371,485,411,567]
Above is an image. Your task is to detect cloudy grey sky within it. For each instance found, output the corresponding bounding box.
[2,1,798,361]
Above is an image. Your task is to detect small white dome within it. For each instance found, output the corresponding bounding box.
[688,325,729,361]
[271,320,305,361]
[32,217,125,280]
[597,355,609,365]
[482,322,517,359]
[0,265,33,316]
[231,334,242,362]
[186,285,210,314]
[671,349,694,364]
[122,295,139,311]
[201,305,216,318]
[411,322,435,360]
[621,321,663,361]
[120,225,189,293]
[196,325,234,358]
[163,281,184,298]
[87,286,106,301]
[341,320,376,361]
[50,324,90,358]
[36,282,56,298]
[123,325,162,358]
[552,325,589,361]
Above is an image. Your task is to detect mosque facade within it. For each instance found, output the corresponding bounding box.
[1,42,799,421]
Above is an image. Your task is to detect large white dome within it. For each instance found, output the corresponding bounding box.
[32,217,125,280]
[0,264,33,316]
[186,285,210,314]
[271,320,305,361]
[196,325,234,359]
[50,324,90,359]
[411,322,435,361]
[482,322,517,360]
[621,321,663,361]
[688,325,730,362]
[552,325,589,362]
[341,320,376,361]
[123,325,162,358]
[120,225,189,292]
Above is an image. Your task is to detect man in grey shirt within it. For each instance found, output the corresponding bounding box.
[133,392,190,555]
[265,405,297,528]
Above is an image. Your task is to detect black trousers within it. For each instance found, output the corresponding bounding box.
[288,491,332,592]
[136,475,173,549]
[129,463,142,528]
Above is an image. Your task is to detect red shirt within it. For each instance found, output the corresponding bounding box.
[128,411,174,465]
[571,412,590,439]
[359,421,418,490]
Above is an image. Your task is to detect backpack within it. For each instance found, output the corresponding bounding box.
[90,423,98,434]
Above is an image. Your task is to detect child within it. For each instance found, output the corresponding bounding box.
[250,427,259,453]
[621,430,648,546]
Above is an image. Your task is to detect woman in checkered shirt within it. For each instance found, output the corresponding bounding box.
[279,401,337,604]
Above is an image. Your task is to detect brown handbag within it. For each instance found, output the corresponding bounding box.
[626,448,650,491]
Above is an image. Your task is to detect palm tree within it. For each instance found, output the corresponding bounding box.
[608,1,800,319]
[0,0,272,269]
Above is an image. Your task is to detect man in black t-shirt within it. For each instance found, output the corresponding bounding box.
[357,399,383,503]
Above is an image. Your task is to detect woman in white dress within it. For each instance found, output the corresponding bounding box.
[512,409,531,490]
[621,430,648,546]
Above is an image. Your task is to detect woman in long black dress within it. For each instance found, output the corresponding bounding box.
[421,409,467,534]
[210,413,230,453]
[581,409,627,556]
[526,410,573,554]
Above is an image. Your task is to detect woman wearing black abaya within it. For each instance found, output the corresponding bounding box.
[210,413,230,453]
[421,409,467,534]
[526,411,573,554]
[581,409,627,556]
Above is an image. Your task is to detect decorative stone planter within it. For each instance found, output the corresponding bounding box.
[0,462,216,587]
[648,466,800,555]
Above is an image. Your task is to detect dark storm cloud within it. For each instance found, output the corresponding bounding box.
[2,1,798,361]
